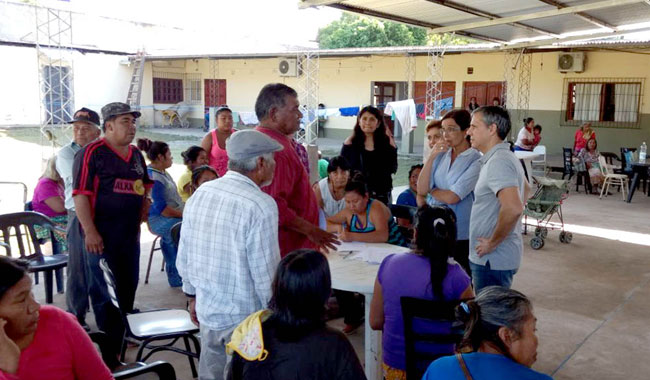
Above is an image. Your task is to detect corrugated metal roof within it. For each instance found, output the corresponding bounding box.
[139,38,650,61]
[304,0,650,45]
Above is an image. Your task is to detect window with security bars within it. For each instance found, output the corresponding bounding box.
[153,77,183,104]
[562,78,643,128]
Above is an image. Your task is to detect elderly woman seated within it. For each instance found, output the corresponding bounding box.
[0,256,113,380]
[422,286,552,380]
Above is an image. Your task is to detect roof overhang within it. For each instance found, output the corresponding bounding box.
[299,0,650,47]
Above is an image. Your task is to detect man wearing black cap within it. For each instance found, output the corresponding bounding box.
[72,102,152,351]
[55,107,101,329]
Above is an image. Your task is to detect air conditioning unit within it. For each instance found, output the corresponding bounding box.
[557,52,585,73]
[278,58,298,77]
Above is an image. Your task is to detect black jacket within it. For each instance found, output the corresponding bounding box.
[340,142,398,197]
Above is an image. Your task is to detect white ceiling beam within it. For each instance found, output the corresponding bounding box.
[502,25,650,49]
[429,0,642,34]
[536,0,617,29]
[298,0,343,9]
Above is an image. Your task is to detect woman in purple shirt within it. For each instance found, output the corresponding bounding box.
[369,205,474,380]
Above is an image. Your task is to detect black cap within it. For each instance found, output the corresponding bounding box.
[69,107,100,127]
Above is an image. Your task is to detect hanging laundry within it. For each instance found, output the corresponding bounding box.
[318,108,341,118]
[339,106,360,117]
[434,97,454,119]
[238,111,259,125]
[415,103,425,119]
[384,99,417,136]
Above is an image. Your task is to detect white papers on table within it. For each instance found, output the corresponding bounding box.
[335,243,402,264]
[335,241,368,252]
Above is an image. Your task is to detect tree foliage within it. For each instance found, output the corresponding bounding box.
[318,14,473,49]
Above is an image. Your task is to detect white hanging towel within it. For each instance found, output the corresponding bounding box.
[238,111,259,125]
[384,99,417,136]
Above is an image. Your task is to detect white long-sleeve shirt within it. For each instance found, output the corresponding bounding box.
[177,171,280,331]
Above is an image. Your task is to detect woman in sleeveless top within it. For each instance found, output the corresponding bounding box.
[200,106,234,177]
[327,180,408,247]
[313,156,350,218]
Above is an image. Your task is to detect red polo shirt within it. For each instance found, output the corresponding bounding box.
[256,126,319,256]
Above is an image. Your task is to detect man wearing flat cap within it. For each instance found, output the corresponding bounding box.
[55,107,101,329]
[178,129,282,380]
[72,102,152,354]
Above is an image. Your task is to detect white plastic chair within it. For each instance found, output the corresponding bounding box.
[531,145,546,176]
[598,155,629,200]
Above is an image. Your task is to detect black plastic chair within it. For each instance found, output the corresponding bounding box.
[401,297,466,380]
[170,221,182,247]
[99,258,200,378]
[561,148,574,181]
[0,211,68,303]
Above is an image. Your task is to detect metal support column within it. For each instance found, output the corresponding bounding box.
[423,46,446,159]
[296,51,320,145]
[502,48,531,140]
[34,5,74,156]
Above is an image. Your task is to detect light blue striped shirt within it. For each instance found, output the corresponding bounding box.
[427,148,481,240]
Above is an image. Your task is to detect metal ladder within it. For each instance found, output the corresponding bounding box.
[126,50,146,107]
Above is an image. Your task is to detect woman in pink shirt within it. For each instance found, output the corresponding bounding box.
[0,256,113,380]
[31,156,67,252]
[200,106,234,177]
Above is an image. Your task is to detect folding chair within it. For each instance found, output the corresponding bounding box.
[144,223,164,284]
[114,361,176,380]
[99,259,200,378]
[401,297,466,380]
[599,156,629,201]
[531,145,546,177]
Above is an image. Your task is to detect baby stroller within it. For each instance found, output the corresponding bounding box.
[523,176,572,250]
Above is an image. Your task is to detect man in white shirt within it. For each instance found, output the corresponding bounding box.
[177,129,283,380]
[55,107,101,328]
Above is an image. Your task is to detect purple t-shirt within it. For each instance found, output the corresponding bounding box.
[378,252,471,370]
[32,177,65,217]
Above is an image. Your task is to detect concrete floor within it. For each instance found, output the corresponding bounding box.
[22,182,648,380]
[2,132,649,379]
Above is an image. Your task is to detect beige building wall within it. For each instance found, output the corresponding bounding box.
[139,49,650,155]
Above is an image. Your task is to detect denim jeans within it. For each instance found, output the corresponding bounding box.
[148,215,183,287]
[470,261,518,294]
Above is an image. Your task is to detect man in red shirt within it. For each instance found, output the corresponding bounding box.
[255,83,339,256]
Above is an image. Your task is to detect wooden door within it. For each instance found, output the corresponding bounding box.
[204,79,227,107]
[462,81,504,109]
[413,81,456,116]
[374,82,397,134]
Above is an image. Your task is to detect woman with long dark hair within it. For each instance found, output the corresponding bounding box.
[369,205,474,380]
[227,249,366,380]
[422,286,551,380]
[340,106,397,205]
[137,138,184,287]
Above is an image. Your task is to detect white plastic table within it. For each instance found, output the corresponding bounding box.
[514,151,542,182]
[327,243,410,380]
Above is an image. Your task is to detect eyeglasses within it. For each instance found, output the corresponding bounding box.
[441,127,461,134]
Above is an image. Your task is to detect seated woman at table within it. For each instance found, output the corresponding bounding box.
[327,180,408,247]
[138,138,184,288]
[31,156,67,252]
[422,286,551,380]
[313,155,350,218]
[227,249,366,380]
[177,145,209,202]
[369,205,474,380]
[576,138,604,193]
[0,256,113,380]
